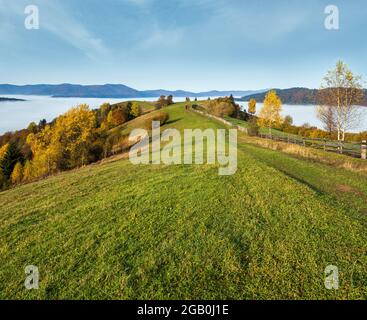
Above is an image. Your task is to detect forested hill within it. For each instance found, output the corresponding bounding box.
[239,87,367,106]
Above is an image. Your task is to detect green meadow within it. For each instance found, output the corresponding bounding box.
[0,103,366,299]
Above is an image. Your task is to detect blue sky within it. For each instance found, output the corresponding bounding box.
[0,0,366,91]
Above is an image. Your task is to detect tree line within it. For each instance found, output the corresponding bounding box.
[0,100,147,190]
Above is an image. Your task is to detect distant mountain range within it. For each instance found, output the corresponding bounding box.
[239,87,367,106]
[0,97,26,102]
[0,84,265,99]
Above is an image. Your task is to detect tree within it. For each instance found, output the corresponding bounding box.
[0,170,4,188]
[229,94,235,104]
[316,105,336,134]
[207,100,235,118]
[27,125,62,177]
[23,160,33,182]
[52,105,97,168]
[167,95,174,105]
[112,109,127,126]
[11,162,23,184]
[106,109,127,128]
[156,96,167,109]
[248,99,257,114]
[38,119,47,130]
[107,110,114,127]
[27,122,38,134]
[319,61,364,141]
[100,103,111,116]
[130,102,142,118]
[283,115,293,126]
[0,142,23,179]
[257,90,283,134]
[27,105,97,174]
[0,143,8,159]
[97,103,111,125]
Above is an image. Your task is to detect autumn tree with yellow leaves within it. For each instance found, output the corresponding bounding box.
[11,162,23,184]
[248,99,257,115]
[130,102,142,118]
[26,105,99,179]
[257,90,283,135]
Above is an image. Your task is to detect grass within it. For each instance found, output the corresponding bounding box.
[224,116,300,138]
[239,135,367,174]
[226,116,363,154]
[0,103,366,299]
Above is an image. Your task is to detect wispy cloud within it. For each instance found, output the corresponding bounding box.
[140,24,185,49]
[189,0,312,43]
[1,0,109,59]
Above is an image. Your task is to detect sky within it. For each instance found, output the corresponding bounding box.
[0,0,366,91]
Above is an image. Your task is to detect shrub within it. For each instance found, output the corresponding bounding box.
[247,117,260,136]
[143,112,169,130]
[207,101,235,118]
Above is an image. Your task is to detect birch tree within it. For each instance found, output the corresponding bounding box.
[319,61,364,141]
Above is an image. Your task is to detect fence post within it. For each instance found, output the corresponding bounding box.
[362,140,367,160]
[323,139,326,151]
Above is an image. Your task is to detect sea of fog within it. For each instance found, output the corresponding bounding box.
[1,95,366,134]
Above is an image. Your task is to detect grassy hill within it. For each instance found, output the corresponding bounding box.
[0,103,366,299]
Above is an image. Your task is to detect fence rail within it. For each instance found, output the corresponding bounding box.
[258,133,366,159]
[190,107,366,160]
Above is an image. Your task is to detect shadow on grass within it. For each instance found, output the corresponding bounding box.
[165,118,183,125]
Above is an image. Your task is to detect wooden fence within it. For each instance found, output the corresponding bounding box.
[190,107,366,160]
[258,134,367,160]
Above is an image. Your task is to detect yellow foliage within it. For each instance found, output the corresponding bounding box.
[207,101,235,118]
[131,102,142,118]
[248,99,257,114]
[0,143,9,159]
[22,160,33,182]
[53,104,97,167]
[27,105,97,178]
[11,162,23,184]
[257,90,283,133]
[27,125,61,177]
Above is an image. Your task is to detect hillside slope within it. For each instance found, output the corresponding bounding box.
[0,104,366,299]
